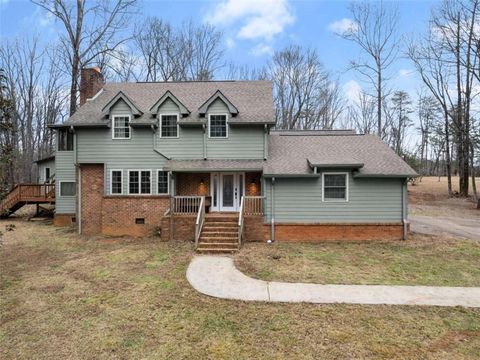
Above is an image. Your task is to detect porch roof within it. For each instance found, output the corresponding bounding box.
[165,159,264,172]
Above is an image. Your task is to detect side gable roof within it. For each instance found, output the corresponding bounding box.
[101,91,143,117]
[198,90,238,116]
[149,90,190,116]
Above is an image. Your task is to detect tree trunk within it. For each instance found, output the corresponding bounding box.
[444,111,452,197]
[377,63,382,138]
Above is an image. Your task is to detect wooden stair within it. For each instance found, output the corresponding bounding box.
[0,184,55,218]
[196,214,239,254]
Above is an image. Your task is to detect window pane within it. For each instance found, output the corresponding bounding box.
[158,171,169,194]
[324,174,346,187]
[58,129,74,151]
[161,115,178,137]
[140,171,151,194]
[324,188,346,199]
[111,171,122,194]
[129,171,139,194]
[209,115,227,138]
[60,182,76,196]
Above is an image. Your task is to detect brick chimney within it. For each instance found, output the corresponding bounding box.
[80,67,104,106]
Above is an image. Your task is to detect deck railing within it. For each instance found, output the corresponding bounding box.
[244,196,264,215]
[194,196,206,249]
[0,183,55,215]
[172,196,203,214]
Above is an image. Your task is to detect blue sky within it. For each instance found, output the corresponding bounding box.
[0,0,438,104]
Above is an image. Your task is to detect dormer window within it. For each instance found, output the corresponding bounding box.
[112,115,131,139]
[160,114,179,138]
[209,114,228,138]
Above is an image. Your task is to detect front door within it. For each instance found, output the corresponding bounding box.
[211,172,244,212]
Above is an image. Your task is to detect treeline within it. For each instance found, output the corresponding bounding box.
[0,0,479,201]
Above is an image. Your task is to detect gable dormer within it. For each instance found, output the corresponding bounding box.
[198,90,238,117]
[150,90,190,118]
[101,91,143,118]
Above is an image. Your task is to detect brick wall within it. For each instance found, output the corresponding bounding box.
[176,173,210,196]
[53,214,76,227]
[266,223,408,242]
[81,164,104,235]
[244,215,265,241]
[172,215,196,241]
[245,172,261,196]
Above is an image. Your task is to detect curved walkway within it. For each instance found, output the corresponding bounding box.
[187,256,480,307]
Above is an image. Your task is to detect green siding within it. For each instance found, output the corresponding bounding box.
[55,151,76,214]
[264,172,403,223]
[37,159,55,183]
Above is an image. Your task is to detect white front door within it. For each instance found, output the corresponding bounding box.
[211,172,244,212]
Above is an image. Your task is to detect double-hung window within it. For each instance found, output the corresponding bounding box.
[60,181,76,196]
[157,170,169,195]
[112,115,131,139]
[322,173,348,202]
[110,170,123,195]
[209,114,228,138]
[128,170,151,195]
[160,114,178,138]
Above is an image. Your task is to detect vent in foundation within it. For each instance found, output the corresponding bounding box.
[135,218,145,224]
[71,217,76,223]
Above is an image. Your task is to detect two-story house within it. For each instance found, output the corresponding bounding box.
[12,68,417,252]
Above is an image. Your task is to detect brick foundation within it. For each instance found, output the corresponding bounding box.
[172,215,196,241]
[80,164,170,237]
[265,223,409,242]
[176,173,210,196]
[53,214,76,227]
[244,215,265,242]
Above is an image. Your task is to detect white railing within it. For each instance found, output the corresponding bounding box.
[194,196,205,249]
[244,196,264,215]
[173,196,202,214]
[238,196,245,247]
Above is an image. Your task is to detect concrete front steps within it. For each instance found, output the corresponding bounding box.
[196,214,239,254]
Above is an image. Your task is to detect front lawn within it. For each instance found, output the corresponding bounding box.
[1,219,479,359]
[235,235,480,287]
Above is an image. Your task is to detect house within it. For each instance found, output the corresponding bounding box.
[35,156,55,184]
[2,67,417,251]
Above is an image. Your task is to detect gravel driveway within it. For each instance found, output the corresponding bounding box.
[410,215,480,240]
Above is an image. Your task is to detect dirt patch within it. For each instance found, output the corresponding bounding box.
[428,331,480,352]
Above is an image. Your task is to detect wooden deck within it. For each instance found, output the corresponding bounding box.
[0,184,55,218]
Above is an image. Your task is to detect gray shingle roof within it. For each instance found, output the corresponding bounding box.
[264,133,417,177]
[165,159,264,172]
[66,80,275,126]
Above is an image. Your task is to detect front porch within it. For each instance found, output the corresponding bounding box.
[163,171,265,253]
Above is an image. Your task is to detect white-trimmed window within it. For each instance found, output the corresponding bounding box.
[157,170,169,194]
[322,173,348,202]
[58,129,74,151]
[60,181,76,196]
[160,114,179,138]
[110,170,123,195]
[208,114,228,138]
[112,115,131,139]
[128,170,151,194]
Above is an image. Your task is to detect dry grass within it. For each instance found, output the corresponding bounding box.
[1,219,479,359]
[235,234,480,286]
[409,176,480,218]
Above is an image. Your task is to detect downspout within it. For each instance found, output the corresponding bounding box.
[270,177,275,242]
[401,178,407,240]
[203,124,207,160]
[78,165,82,234]
[169,171,174,241]
[264,124,268,160]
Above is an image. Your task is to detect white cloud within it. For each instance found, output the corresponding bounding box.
[250,43,273,56]
[206,0,294,42]
[343,80,362,104]
[226,37,235,49]
[398,68,413,78]
[39,11,55,27]
[328,18,358,34]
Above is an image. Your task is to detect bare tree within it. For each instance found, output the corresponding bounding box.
[337,0,399,138]
[133,18,224,82]
[417,93,442,175]
[268,45,344,130]
[389,90,413,155]
[32,0,138,115]
[345,91,377,134]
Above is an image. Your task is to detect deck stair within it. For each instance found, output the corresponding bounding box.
[196,214,239,254]
[0,184,55,218]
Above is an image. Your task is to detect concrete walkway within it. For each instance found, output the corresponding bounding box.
[187,256,480,307]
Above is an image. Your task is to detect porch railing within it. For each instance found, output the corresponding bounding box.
[238,196,245,248]
[244,196,264,215]
[173,196,202,214]
[194,196,205,249]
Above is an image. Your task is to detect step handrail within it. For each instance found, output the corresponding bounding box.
[194,196,205,250]
[238,196,245,248]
